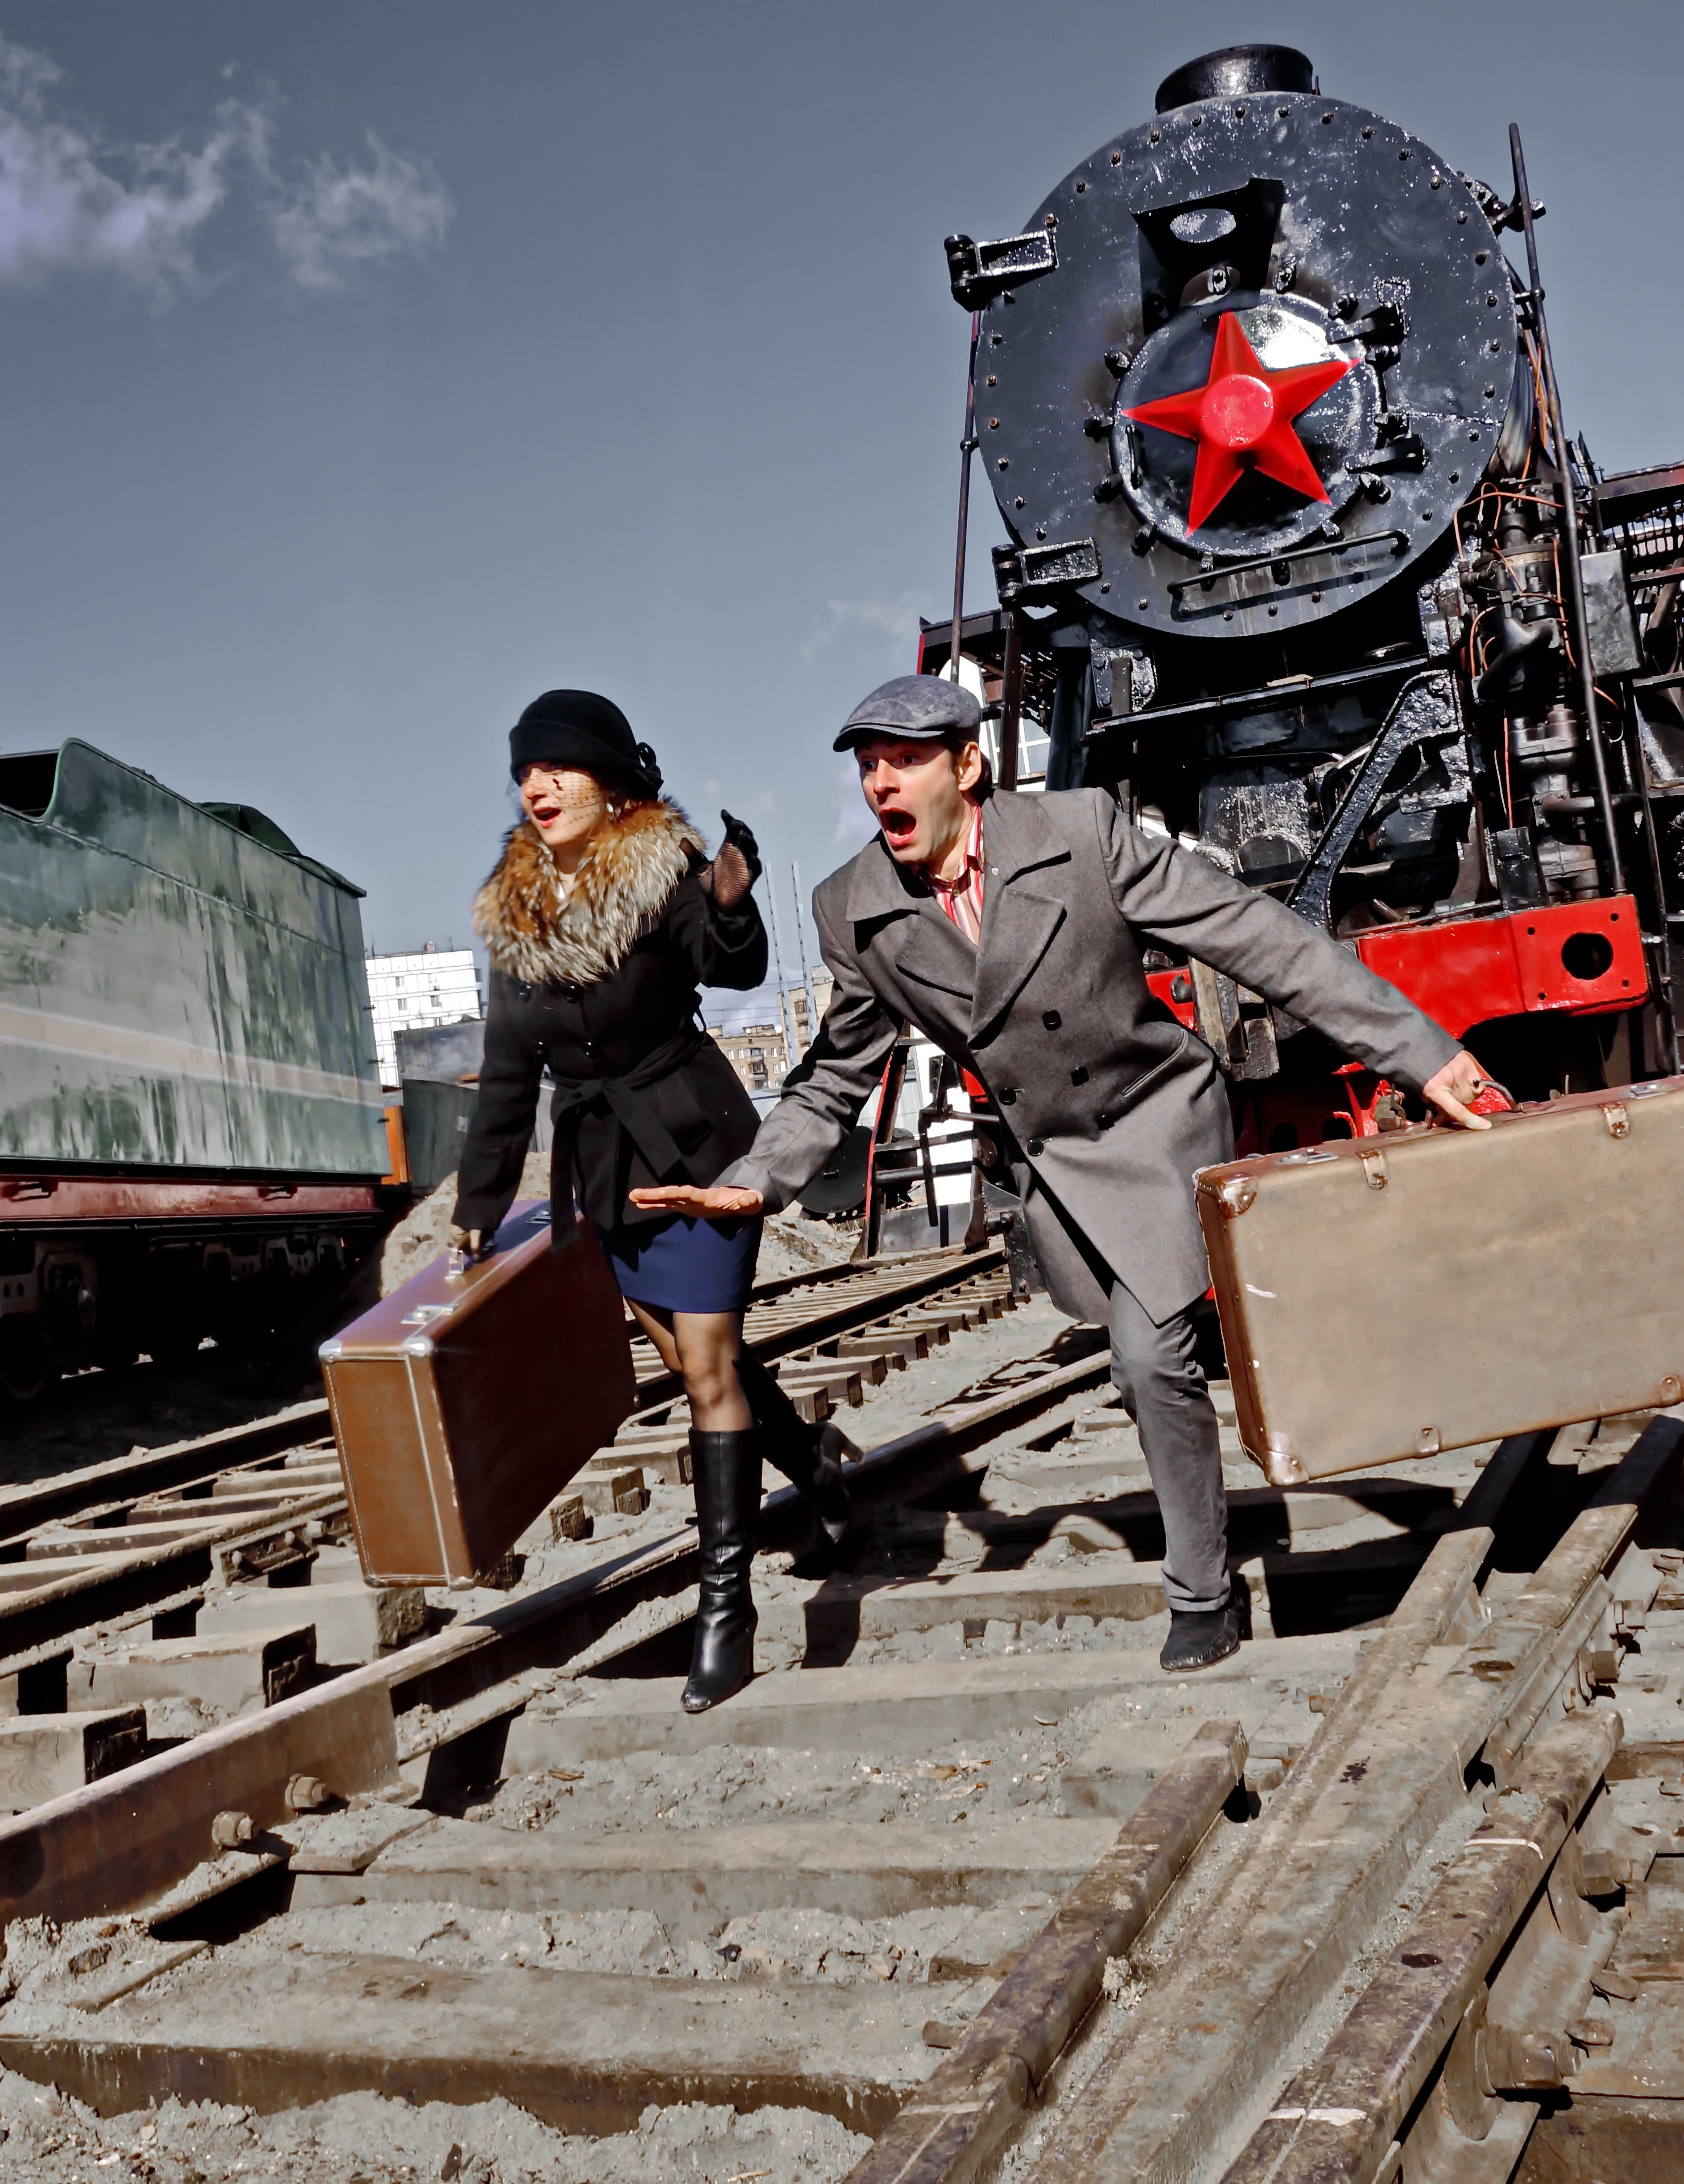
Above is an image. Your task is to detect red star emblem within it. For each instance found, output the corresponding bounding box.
[1122,311,1352,532]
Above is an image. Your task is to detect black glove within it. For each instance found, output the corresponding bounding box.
[707,809,761,909]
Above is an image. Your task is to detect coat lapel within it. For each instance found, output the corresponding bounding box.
[970,793,1071,1044]
[844,835,976,1006]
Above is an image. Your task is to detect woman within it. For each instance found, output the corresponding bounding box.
[449,688,848,1714]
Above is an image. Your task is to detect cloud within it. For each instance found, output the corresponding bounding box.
[800,592,925,664]
[266,135,452,292]
[0,37,247,288]
[0,34,450,297]
[834,757,877,847]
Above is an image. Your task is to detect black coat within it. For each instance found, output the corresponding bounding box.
[451,803,767,1241]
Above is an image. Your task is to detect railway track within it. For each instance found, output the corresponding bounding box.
[0,1248,1676,2184]
[0,1246,1028,1810]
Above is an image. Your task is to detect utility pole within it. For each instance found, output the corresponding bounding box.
[761,870,797,1083]
[791,862,820,1058]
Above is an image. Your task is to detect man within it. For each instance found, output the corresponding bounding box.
[634,675,1488,1672]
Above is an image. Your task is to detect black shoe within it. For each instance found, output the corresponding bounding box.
[682,1427,761,1714]
[736,1353,855,1548]
[1159,1603,1242,1674]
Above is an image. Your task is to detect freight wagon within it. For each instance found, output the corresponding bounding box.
[0,740,392,1400]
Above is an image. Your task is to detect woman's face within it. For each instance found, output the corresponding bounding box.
[518,763,608,852]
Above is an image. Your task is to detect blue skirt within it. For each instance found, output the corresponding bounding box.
[594,1212,762,1314]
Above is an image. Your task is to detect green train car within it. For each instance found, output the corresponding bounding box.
[0,740,391,1399]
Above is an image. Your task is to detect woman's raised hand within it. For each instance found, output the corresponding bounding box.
[628,1183,766,1219]
[703,810,761,910]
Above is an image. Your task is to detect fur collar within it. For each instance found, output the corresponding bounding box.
[472,800,705,986]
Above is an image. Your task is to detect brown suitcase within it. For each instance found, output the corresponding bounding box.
[1195,1077,1684,1485]
[320,1201,637,1584]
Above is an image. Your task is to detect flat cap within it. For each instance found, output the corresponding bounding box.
[833,673,982,752]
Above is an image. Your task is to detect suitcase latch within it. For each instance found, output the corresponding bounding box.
[1602,1102,1631,1139]
[1358,1148,1389,1190]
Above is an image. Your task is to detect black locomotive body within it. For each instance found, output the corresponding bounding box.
[923,43,1684,1151]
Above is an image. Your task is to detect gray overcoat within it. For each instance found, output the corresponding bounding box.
[723,788,1460,1322]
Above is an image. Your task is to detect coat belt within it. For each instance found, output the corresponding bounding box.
[546,1029,708,1177]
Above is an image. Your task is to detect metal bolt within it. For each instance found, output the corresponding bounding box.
[1322,111,1334,124]
[1277,104,1288,118]
[1149,127,1161,143]
[1014,496,1025,508]
[1431,172,1442,188]
[1110,149,1121,165]
[986,374,996,387]
[1138,598,1149,610]
[996,457,1009,470]
[1399,147,1410,161]
[286,1775,332,1813]
[1234,103,1245,117]
[1457,208,1468,223]
[988,417,999,429]
[211,1810,254,1850]
[1099,581,1109,592]
[1075,180,1087,193]
[1362,125,1373,139]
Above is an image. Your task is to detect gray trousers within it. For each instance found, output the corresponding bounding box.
[1022,1174,1231,1616]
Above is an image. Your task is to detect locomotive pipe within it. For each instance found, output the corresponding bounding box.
[998,605,1024,790]
[948,309,982,685]
[1508,123,1626,897]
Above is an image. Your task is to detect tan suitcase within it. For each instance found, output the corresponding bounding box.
[1195,1077,1684,1484]
[320,1201,637,1584]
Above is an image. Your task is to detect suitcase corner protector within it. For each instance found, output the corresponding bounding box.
[1261,1434,1307,1487]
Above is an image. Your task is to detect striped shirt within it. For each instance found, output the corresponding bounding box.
[923,801,987,945]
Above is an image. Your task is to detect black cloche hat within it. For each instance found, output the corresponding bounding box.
[509,689,662,797]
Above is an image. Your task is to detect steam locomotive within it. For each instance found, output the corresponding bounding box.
[909,41,1684,1172]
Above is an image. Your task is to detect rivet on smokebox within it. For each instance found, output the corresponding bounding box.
[211,1810,254,1850]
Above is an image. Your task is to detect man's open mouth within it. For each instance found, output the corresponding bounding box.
[880,808,916,839]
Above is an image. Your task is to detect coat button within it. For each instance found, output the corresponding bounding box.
[1095,1112,1114,1130]
[1071,1065,1089,1086]
[1042,1009,1062,1029]
[1027,1137,1044,1156]
[997,1087,1016,1105]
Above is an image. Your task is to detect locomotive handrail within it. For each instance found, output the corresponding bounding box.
[1163,527,1409,597]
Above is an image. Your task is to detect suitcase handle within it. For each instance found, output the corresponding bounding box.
[1427,1075,1515,1123]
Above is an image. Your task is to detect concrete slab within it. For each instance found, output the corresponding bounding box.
[798,1560,1175,1638]
[197,1581,423,1664]
[292,1813,1122,1932]
[0,1948,938,2134]
[506,1642,1312,1766]
[0,1708,146,1809]
[68,1626,316,1716]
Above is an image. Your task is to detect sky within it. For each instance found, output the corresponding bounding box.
[0,0,1681,1008]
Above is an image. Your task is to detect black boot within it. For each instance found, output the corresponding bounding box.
[682,1427,761,1714]
[1159,1586,1243,1674]
[735,1352,853,1548]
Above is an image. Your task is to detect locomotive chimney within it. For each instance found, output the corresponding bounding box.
[1153,45,1315,114]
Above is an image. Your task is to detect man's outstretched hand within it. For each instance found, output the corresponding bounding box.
[628,1183,767,1218]
[1421,1050,1500,1131]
